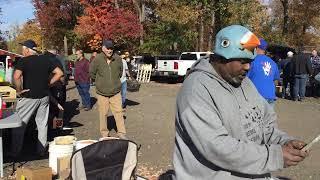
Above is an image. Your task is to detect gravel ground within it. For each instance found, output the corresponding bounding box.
[2,81,320,179]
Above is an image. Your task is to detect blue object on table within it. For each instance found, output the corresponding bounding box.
[0,113,22,177]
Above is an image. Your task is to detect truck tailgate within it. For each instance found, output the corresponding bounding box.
[157,60,178,72]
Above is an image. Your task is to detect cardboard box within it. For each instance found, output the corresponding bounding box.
[57,156,71,179]
[16,167,52,180]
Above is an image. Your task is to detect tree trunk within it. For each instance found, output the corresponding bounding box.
[133,0,145,45]
[199,16,204,51]
[208,12,215,51]
[213,0,222,36]
[280,0,289,35]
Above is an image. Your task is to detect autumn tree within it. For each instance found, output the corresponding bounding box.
[33,0,83,50]
[4,20,42,53]
[75,0,141,50]
[145,0,268,53]
[290,0,320,48]
[270,0,320,48]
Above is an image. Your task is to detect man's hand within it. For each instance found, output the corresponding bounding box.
[286,140,306,150]
[17,89,30,97]
[282,140,309,168]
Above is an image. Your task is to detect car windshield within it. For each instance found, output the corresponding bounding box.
[180,54,197,60]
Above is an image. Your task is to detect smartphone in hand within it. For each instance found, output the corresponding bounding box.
[302,134,320,151]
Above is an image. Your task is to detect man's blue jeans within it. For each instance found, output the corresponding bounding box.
[293,74,308,100]
[76,82,91,108]
[121,81,127,108]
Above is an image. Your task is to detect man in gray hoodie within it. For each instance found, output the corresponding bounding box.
[173,25,308,180]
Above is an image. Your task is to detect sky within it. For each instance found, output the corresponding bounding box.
[0,0,35,32]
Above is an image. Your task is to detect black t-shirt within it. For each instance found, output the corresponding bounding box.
[44,53,65,87]
[16,55,57,98]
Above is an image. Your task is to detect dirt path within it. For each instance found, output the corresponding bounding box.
[3,81,320,179]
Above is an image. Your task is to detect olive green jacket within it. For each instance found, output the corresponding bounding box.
[90,53,123,97]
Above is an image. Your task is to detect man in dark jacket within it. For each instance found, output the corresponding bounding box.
[44,50,67,127]
[90,40,127,139]
[279,51,294,99]
[290,49,313,101]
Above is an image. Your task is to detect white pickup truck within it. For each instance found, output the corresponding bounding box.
[155,52,212,77]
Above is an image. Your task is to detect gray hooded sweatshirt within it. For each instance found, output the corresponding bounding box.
[173,58,294,180]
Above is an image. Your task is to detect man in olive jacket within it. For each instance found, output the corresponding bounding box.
[90,40,127,139]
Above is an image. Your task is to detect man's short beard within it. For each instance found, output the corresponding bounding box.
[229,79,242,88]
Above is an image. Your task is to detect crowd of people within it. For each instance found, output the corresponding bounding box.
[4,24,319,179]
[277,49,319,101]
[7,38,133,159]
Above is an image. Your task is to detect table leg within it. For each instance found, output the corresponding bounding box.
[0,129,3,177]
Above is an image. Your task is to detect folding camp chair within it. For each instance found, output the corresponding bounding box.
[70,139,138,180]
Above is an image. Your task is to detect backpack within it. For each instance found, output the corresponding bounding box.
[70,139,138,180]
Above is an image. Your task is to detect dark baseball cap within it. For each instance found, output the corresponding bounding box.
[19,39,38,50]
[102,40,114,49]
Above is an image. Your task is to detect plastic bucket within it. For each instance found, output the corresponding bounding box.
[75,140,98,150]
[49,141,74,175]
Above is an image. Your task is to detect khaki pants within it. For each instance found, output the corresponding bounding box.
[97,93,126,137]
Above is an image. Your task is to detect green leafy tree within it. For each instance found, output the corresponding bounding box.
[141,21,196,54]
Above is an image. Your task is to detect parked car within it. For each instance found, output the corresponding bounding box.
[155,52,212,78]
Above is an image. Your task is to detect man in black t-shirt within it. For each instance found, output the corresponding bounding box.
[11,40,63,156]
